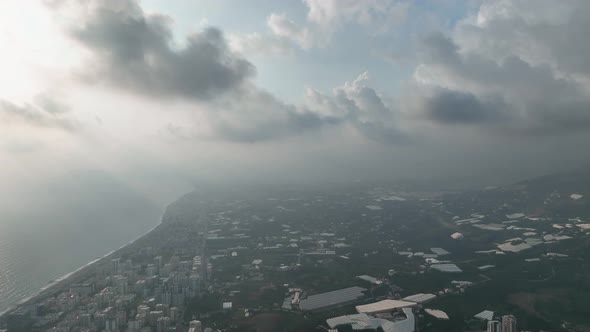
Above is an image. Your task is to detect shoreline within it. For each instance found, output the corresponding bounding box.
[0,218,163,320]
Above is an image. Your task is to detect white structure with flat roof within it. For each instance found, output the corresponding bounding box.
[430,248,450,255]
[355,299,416,314]
[356,275,382,285]
[451,232,464,240]
[327,308,415,332]
[402,293,437,304]
[430,263,463,273]
[425,309,449,320]
[475,310,494,321]
[299,286,367,312]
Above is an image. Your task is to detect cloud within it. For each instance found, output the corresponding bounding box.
[413,22,590,135]
[52,0,255,101]
[46,1,411,144]
[305,72,408,144]
[232,0,410,54]
[204,87,342,142]
[44,0,590,143]
[228,32,294,56]
[456,0,590,77]
[304,0,410,30]
[33,93,70,114]
[267,13,318,49]
[422,89,510,125]
[0,98,77,131]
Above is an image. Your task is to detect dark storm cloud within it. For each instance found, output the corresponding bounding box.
[0,99,76,131]
[61,0,254,100]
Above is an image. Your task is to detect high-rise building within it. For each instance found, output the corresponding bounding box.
[502,315,517,332]
[155,255,163,269]
[114,276,128,295]
[170,307,178,322]
[156,317,170,332]
[189,320,202,332]
[111,258,120,274]
[487,320,501,332]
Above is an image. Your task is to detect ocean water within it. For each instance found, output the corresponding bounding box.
[0,220,157,314]
[0,171,164,314]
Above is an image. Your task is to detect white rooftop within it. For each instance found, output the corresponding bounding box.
[478,265,495,270]
[356,299,416,314]
[356,275,382,285]
[327,308,415,332]
[497,242,532,253]
[430,263,462,273]
[300,286,366,311]
[506,213,525,219]
[543,234,572,241]
[402,293,437,304]
[474,310,494,321]
[430,248,450,255]
[451,232,464,240]
[425,309,449,320]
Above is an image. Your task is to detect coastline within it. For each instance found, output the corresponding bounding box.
[0,218,163,320]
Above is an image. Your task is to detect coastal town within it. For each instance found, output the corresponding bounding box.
[1,181,589,332]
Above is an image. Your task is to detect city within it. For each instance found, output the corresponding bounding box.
[2,178,589,331]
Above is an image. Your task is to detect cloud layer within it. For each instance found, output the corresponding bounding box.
[413,2,590,135]
[1,0,590,193]
[64,1,255,101]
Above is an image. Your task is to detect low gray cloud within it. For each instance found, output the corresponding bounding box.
[56,0,254,101]
[33,94,70,114]
[0,99,76,131]
[416,29,590,134]
[305,72,409,144]
[45,0,590,145]
[211,109,340,143]
[206,88,342,143]
[455,0,590,78]
[423,89,510,125]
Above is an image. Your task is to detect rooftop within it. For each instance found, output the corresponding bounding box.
[474,310,494,321]
[430,248,450,255]
[356,299,416,314]
[402,293,437,304]
[425,309,449,320]
[299,286,367,312]
[327,308,415,332]
[430,263,463,273]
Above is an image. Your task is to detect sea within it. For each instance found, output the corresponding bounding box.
[0,171,166,315]
[0,211,162,315]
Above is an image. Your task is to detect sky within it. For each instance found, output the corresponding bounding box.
[2,0,590,214]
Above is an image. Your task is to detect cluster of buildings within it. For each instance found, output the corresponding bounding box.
[323,291,448,332]
[486,314,517,332]
[4,246,211,332]
[2,184,577,331]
